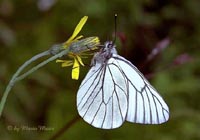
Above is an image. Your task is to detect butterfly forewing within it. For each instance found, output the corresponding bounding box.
[112,54,169,124]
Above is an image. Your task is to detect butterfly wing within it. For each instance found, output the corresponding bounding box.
[112,54,169,124]
[77,52,169,128]
[77,61,128,129]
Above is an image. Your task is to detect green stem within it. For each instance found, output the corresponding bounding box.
[0,49,68,117]
[16,49,68,82]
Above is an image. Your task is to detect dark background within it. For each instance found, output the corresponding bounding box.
[0,0,200,140]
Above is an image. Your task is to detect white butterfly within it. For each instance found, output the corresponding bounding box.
[77,41,169,129]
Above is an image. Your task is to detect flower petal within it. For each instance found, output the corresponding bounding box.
[56,59,66,63]
[65,16,88,45]
[72,58,80,80]
[56,59,73,67]
[62,61,73,67]
[76,55,84,66]
[74,35,84,41]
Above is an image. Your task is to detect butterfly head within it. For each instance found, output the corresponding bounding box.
[91,41,118,66]
[103,41,117,55]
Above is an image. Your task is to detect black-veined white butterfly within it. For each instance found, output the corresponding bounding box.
[77,41,169,129]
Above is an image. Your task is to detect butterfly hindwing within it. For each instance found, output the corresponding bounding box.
[77,60,128,129]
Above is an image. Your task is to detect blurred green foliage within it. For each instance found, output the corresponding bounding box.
[0,0,200,140]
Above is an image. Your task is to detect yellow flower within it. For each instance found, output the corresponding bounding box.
[63,16,88,48]
[56,53,84,80]
[56,16,99,80]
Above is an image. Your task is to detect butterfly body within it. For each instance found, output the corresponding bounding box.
[77,42,169,129]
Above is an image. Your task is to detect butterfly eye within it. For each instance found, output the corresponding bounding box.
[108,43,113,48]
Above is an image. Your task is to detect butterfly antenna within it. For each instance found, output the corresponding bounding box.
[112,14,117,46]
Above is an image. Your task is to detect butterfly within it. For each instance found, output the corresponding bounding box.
[76,41,169,129]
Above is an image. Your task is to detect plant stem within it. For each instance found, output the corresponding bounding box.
[0,48,68,117]
[15,49,68,82]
